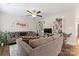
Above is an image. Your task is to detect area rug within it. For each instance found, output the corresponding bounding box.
[9,44,18,56]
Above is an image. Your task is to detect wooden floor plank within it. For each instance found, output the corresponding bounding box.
[0,45,10,56]
[59,45,79,56]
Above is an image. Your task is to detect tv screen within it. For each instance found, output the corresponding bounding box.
[44,28,52,33]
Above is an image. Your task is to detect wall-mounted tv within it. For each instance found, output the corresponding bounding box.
[44,28,52,33]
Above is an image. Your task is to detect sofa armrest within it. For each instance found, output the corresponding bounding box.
[16,38,33,56]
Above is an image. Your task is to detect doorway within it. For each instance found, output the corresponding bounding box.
[77,24,79,38]
[75,19,79,46]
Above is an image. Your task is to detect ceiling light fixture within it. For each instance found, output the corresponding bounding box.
[26,10,42,17]
[32,14,36,17]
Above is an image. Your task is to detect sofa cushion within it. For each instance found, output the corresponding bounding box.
[52,33,60,40]
[29,36,54,48]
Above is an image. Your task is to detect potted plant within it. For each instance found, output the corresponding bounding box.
[0,31,7,46]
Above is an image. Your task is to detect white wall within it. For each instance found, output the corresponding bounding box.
[0,13,38,32]
[42,11,76,45]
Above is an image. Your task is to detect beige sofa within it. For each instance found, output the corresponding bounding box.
[16,35,63,56]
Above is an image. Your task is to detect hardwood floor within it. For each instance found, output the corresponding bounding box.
[0,45,10,56]
[59,44,79,56]
[0,44,79,56]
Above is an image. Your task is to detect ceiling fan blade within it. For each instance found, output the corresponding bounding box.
[37,15,42,17]
[37,11,41,14]
[26,10,32,14]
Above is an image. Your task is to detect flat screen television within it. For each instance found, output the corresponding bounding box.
[44,28,52,33]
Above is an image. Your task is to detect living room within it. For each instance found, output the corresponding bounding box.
[0,3,79,56]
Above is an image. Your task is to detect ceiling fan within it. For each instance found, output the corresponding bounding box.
[26,10,42,17]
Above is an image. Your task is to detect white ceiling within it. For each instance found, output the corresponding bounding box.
[0,3,79,17]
